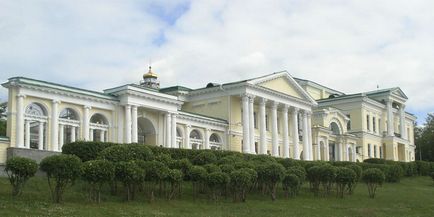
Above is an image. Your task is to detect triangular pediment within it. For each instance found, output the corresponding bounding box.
[391,88,408,99]
[248,71,317,105]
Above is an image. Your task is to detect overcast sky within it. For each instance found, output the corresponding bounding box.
[1,0,433,124]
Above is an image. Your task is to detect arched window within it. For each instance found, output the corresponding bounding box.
[24,103,48,150]
[190,130,202,139]
[330,122,340,135]
[209,133,222,150]
[59,108,80,147]
[89,113,109,142]
[190,129,203,150]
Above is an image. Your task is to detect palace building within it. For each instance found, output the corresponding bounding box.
[0,67,416,164]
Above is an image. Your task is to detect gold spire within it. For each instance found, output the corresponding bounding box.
[143,66,158,79]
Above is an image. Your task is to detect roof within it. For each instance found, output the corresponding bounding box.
[3,77,118,101]
[293,77,345,95]
[159,86,193,93]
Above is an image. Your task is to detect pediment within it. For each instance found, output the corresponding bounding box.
[248,71,317,105]
[391,88,408,99]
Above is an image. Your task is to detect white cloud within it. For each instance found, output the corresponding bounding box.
[0,0,433,121]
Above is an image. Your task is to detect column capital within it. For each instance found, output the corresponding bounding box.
[52,99,61,104]
[271,101,279,109]
[400,104,406,110]
[259,97,267,105]
[132,105,138,110]
[290,107,299,114]
[241,93,250,101]
[84,105,92,110]
[282,104,289,112]
[17,94,26,98]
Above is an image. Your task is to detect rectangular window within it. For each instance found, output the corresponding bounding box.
[368,144,371,158]
[379,146,383,159]
[367,115,370,131]
[373,117,376,132]
[254,112,257,129]
[374,145,377,158]
[379,118,382,133]
[346,114,351,130]
[265,115,269,131]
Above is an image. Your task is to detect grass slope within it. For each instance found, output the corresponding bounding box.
[0,176,433,217]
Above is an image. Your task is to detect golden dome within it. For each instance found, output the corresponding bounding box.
[143,66,158,79]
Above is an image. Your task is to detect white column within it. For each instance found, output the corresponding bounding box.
[51,100,59,151]
[291,108,300,159]
[307,112,313,160]
[259,98,267,155]
[25,120,30,148]
[71,126,76,142]
[185,125,191,149]
[125,105,132,143]
[248,96,255,154]
[369,113,374,133]
[131,106,138,143]
[241,94,250,153]
[117,106,124,143]
[89,129,94,141]
[16,94,25,148]
[282,105,289,158]
[400,105,407,139]
[316,136,321,161]
[171,113,177,148]
[271,102,279,157]
[302,111,309,160]
[387,101,394,136]
[83,106,90,141]
[100,130,105,142]
[165,112,171,148]
[325,139,329,161]
[38,122,44,150]
[352,144,357,162]
[205,129,210,149]
[59,124,64,151]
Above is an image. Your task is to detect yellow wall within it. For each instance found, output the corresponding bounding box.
[259,78,303,99]
[0,138,9,164]
[182,96,229,121]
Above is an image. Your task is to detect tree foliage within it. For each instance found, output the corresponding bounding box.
[40,154,82,203]
[81,160,115,202]
[362,168,385,198]
[5,157,38,196]
[415,114,434,162]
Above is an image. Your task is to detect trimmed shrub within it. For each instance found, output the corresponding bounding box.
[206,172,230,201]
[307,166,322,196]
[363,158,387,164]
[81,160,115,202]
[220,164,236,174]
[98,144,153,162]
[230,168,256,202]
[335,167,357,198]
[362,168,385,198]
[188,166,207,199]
[400,162,417,177]
[154,153,173,165]
[431,172,434,182]
[5,157,38,196]
[415,161,431,176]
[40,154,82,203]
[166,169,183,200]
[257,162,285,201]
[169,158,192,179]
[218,155,243,165]
[62,141,116,162]
[192,151,217,165]
[203,164,221,173]
[282,172,300,198]
[345,164,362,194]
[115,161,145,201]
[233,161,255,170]
[385,164,404,182]
[139,160,169,200]
[319,164,337,195]
[278,158,301,169]
[287,166,306,184]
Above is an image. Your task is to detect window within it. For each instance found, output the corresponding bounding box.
[379,118,382,132]
[366,115,370,131]
[374,145,377,158]
[368,144,371,157]
[379,146,383,159]
[277,118,280,133]
[254,112,257,129]
[265,115,269,131]
[373,117,376,133]
[346,115,351,130]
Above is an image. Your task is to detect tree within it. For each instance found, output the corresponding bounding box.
[230,168,257,202]
[40,155,82,203]
[257,162,285,201]
[282,172,300,198]
[335,167,356,198]
[5,157,38,196]
[81,160,115,203]
[415,113,434,161]
[362,168,385,198]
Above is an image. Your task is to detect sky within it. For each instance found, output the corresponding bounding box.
[0,0,433,124]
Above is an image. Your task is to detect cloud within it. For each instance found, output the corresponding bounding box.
[0,0,433,123]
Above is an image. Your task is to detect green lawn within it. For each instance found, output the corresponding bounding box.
[0,176,433,217]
